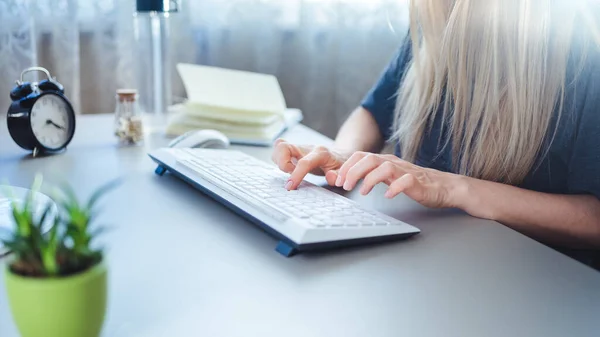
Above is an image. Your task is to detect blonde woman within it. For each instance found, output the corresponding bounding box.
[272,0,600,256]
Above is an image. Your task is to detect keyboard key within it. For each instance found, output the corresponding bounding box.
[304,209,322,216]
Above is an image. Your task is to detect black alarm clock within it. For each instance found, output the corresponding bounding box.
[7,67,76,157]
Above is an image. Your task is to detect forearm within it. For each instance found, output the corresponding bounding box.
[454,176,600,248]
[334,107,384,153]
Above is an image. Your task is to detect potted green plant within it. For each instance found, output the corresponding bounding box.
[1,175,118,337]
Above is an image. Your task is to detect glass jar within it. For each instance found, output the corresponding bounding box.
[114,89,144,145]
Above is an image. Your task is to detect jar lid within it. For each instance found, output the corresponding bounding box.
[116,89,138,102]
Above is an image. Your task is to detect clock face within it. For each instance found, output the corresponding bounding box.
[30,94,73,150]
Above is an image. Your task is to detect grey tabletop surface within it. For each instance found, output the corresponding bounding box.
[0,114,599,337]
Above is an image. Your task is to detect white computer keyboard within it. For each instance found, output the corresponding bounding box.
[149,148,420,256]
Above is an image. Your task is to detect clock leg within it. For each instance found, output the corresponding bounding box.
[32,147,39,158]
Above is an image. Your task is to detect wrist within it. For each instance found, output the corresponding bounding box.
[448,174,497,220]
[446,173,470,209]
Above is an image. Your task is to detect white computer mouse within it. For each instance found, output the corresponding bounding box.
[168,129,230,149]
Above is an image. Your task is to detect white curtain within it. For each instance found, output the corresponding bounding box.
[0,0,408,137]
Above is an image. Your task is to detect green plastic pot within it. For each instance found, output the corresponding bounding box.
[4,262,107,337]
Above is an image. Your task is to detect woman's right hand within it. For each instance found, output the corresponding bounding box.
[271,139,350,190]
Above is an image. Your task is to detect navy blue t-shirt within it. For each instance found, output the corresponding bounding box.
[362,36,600,200]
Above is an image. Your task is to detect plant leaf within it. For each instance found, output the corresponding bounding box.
[23,174,43,214]
[12,207,30,238]
[86,225,112,243]
[86,178,122,210]
[61,182,80,208]
[3,239,29,256]
[48,217,59,245]
[41,217,61,276]
[29,221,44,256]
[37,202,55,231]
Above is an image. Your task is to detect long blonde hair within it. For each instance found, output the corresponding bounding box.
[393,0,600,184]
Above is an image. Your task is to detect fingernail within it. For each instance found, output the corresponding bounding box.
[335,176,343,187]
[285,180,293,190]
[343,181,352,191]
[384,190,393,198]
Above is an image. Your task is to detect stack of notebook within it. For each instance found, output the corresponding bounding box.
[166,64,303,146]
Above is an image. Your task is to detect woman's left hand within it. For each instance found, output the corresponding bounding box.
[334,152,466,209]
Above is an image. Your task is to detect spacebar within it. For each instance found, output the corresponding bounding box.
[179,160,290,222]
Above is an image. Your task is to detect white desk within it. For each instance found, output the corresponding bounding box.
[1,114,599,337]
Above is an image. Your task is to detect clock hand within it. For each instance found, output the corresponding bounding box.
[45,119,66,130]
